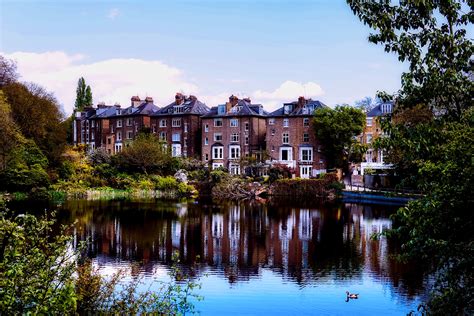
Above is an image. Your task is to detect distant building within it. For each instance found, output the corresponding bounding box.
[73,96,160,154]
[266,97,327,178]
[360,101,393,175]
[151,93,209,158]
[201,95,267,174]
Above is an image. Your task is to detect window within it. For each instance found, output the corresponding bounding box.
[230,119,238,127]
[204,137,209,145]
[172,133,181,142]
[152,125,156,133]
[214,118,223,127]
[269,118,275,125]
[212,162,224,170]
[229,145,240,159]
[172,144,182,157]
[280,148,292,161]
[300,166,312,179]
[283,118,289,127]
[91,132,95,141]
[127,131,133,139]
[205,124,209,132]
[127,118,132,126]
[366,117,373,127]
[107,138,112,145]
[366,133,372,144]
[282,132,289,144]
[303,118,310,127]
[271,129,275,136]
[159,132,167,141]
[174,106,184,113]
[160,119,167,127]
[245,122,249,131]
[117,120,122,128]
[303,133,310,143]
[184,123,188,133]
[318,145,322,152]
[300,148,313,162]
[212,146,223,159]
[205,153,209,161]
[172,118,181,127]
[91,121,95,127]
[229,163,240,175]
[135,125,139,132]
[111,125,114,133]
[230,133,239,142]
[245,136,249,145]
[214,133,223,141]
[117,132,122,141]
[115,144,122,153]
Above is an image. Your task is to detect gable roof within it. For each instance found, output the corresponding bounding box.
[202,99,268,118]
[153,96,209,116]
[268,99,327,117]
[367,101,394,117]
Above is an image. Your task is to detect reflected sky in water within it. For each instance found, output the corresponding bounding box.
[25,199,427,315]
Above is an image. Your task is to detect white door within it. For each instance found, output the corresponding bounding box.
[300,166,312,179]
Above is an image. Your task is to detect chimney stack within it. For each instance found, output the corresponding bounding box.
[243,97,251,103]
[145,96,153,103]
[175,92,185,105]
[131,96,141,107]
[226,95,238,112]
[298,96,306,108]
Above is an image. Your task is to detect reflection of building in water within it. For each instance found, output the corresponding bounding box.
[72,200,423,296]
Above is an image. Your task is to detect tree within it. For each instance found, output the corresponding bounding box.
[115,133,177,175]
[2,82,67,165]
[0,56,18,87]
[74,77,93,111]
[0,91,24,171]
[348,0,474,313]
[354,96,382,112]
[312,106,365,169]
[347,0,473,120]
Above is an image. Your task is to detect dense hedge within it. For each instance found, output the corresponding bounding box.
[270,173,339,197]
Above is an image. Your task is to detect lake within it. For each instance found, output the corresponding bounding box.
[17,198,427,315]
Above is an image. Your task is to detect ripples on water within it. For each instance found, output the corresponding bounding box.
[14,198,427,315]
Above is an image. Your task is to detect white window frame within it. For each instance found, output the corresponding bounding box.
[127,118,133,126]
[160,119,167,127]
[117,120,122,128]
[366,117,373,127]
[366,133,372,144]
[229,163,241,175]
[214,133,223,142]
[204,137,209,145]
[172,144,182,157]
[127,131,133,139]
[172,133,181,142]
[300,166,312,179]
[268,118,275,125]
[282,132,289,144]
[172,118,182,127]
[303,118,310,127]
[283,118,289,127]
[117,131,122,141]
[214,118,223,127]
[212,162,224,170]
[280,147,292,161]
[159,131,167,141]
[212,146,224,159]
[303,133,310,143]
[299,147,313,162]
[205,124,209,132]
[230,119,238,127]
[229,145,240,159]
[230,133,239,142]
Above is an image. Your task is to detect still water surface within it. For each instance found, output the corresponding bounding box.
[39,199,426,315]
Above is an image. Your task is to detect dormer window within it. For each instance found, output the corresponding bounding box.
[116,109,121,115]
[217,105,226,115]
[174,106,185,113]
[284,105,291,114]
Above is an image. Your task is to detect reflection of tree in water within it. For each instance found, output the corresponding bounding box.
[48,198,425,300]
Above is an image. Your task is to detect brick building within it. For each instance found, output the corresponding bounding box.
[201,95,267,174]
[266,97,327,178]
[150,93,209,158]
[359,101,393,175]
[73,96,160,154]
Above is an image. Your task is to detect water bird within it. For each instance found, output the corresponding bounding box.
[346,291,359,299]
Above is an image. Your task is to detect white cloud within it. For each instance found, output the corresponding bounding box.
[4,51,199,115]
[107,8,120,20]
[252,80,324,111]
[3,51,326,115]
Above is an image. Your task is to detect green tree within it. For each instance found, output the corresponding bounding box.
[115,133,177,175]
[348,0,474,313]
[2,82,67,165]
[0,91,24,171]
[347,0,473,120]
[74,77,93,111]
[312,105,365,169]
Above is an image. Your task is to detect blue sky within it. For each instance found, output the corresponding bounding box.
[1,0,407,114]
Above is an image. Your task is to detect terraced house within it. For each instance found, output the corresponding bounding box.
[201,95,267,174]
[73,96,160,154]
[266,97,327,178]
[150,93,209,158]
